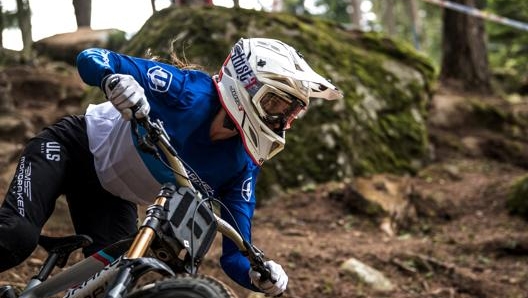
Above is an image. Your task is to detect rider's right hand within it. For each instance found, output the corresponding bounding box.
[102,74,150,120]
[249,260,288,297]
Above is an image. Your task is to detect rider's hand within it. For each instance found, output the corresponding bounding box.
[249,260,288,297]
[103,74,150,120]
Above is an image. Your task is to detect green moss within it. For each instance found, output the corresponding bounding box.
[467,99,528,142]
[507,174,528,218]
[106,30,128,52]
[469,100,509,131]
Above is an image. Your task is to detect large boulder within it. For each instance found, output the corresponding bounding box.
[121,6,436,196]
[33,28,127,65]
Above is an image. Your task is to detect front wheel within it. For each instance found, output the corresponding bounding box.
[127,275,238,298]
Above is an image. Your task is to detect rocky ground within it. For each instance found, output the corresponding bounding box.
[0,58,527,298]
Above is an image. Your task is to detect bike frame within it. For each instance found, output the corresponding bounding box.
[11,115,267,298]
[15,234,134,298]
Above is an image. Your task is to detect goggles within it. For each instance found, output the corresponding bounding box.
[253,85,306,132]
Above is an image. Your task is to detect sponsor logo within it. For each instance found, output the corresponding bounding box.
[63,258,121,298]
[100,49,111,67]
[14,156,32,216]
[42,141,61,161]
[231,42,259,94]
[241,177,252,202]
[147,66,172,92]
[229,86,243,111]
[186,170,214,198]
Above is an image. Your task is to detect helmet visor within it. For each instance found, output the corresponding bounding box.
[256,86,306,131]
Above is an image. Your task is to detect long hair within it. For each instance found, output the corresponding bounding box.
[145,39,203,70]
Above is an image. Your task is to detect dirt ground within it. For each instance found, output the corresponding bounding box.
[1,83,528,298]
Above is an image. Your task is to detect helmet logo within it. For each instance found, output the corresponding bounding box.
[231,42,260,95]
[229,86,243,111]
[257,59,266,67]
[241,177,252,201]
[147,66,173,93]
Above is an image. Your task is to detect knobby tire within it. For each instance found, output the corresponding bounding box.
[126,274,238,298]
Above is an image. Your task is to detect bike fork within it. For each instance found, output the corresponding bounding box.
[104,184,176,298]
[0,286,17,298]
[125,184,174,258]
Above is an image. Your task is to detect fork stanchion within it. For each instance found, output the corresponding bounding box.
[125,195,167,259]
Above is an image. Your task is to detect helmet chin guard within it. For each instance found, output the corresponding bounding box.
[214,38,343,165]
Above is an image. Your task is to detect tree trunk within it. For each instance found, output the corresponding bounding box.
[72,0,91,28]
[0,3,4,48]
[349,0,361,28]
[383,0,396,36]
[405,0,420,49]
[440,0,491,93]
[271,0,283,12]
[0,1,5,48]
[15,0,31,60]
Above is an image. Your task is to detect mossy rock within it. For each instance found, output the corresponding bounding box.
[122,6,436,196]
[507,174,528,218]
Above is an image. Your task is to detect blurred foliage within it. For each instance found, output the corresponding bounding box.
[486,0,528,92]
[1,7,18,29]
[301,0,527,93]
[290,1,444,67]
[1,0,526,91]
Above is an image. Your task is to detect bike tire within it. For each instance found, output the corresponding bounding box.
[127,274,238,298]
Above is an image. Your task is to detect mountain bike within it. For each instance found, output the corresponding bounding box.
[0,99,276,298]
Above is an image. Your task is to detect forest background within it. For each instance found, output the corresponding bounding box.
[1,0,528,96]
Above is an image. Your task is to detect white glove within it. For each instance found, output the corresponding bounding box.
[249,260,288,297]
[103,74,150,120]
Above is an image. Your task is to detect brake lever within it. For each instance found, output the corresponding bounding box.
[243,240,276,283]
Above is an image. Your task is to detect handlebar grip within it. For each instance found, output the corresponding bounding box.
[253,265,276,284]
[105,75,148,120]
[131,102,145,116]
[107,76,120,91]
[252,264,283,297]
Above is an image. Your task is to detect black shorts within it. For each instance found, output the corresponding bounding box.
[0,115,137,271]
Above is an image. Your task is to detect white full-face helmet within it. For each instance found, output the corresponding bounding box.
[213,38,343,165]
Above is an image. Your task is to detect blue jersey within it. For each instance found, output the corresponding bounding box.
[76,48,260,291]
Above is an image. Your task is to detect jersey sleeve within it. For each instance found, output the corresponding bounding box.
[76,48,174,88]
[76,48,182,103]
[76,48,214,111]
[76,48,124,88]
[219,165,261,291]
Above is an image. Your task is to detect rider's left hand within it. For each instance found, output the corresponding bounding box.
[249,260,288,297]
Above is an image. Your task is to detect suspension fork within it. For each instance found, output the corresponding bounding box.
[103,184,177,298]
[125,184,175,259]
